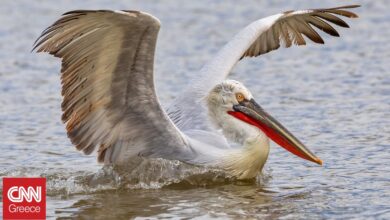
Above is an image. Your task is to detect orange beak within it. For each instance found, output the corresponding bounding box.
[228,99,323,165]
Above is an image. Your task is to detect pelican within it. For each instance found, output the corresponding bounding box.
[34,5,359,179]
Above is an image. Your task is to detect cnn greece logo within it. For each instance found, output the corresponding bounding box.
[2,177,46,219]
[7,186,42,203]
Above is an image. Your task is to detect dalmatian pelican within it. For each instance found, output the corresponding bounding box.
[33,5,359,179]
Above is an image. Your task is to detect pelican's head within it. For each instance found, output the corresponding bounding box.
[207,80,323,165]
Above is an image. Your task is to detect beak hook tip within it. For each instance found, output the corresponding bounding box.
[315,158,323,166]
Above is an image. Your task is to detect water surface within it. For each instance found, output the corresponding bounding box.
[0,0,389,219]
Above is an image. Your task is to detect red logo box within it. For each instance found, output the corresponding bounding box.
[2,178,46,219]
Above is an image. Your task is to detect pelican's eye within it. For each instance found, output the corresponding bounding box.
[235,93,245,102]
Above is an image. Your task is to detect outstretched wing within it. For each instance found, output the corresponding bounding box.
[168,5,360,131]
[34,10,189,164]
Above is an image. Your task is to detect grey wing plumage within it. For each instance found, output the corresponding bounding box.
[34,10,189,164]
[241,5,359,58]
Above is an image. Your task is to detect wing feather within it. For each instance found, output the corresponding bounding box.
[313,13,350,28]
[279,22,292,47]
[241,5,359,62]
[34,10,190,164]
[306,16,340,37]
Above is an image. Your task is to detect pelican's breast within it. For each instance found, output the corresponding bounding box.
[219,133,270,179]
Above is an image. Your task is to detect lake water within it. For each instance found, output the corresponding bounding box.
[0,0,389,219]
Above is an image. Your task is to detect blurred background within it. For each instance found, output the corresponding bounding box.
[0,0,389,219]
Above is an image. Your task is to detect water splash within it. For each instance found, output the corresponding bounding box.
[1,158,271,197]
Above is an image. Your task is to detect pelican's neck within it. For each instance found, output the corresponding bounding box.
[210,110,271,179]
